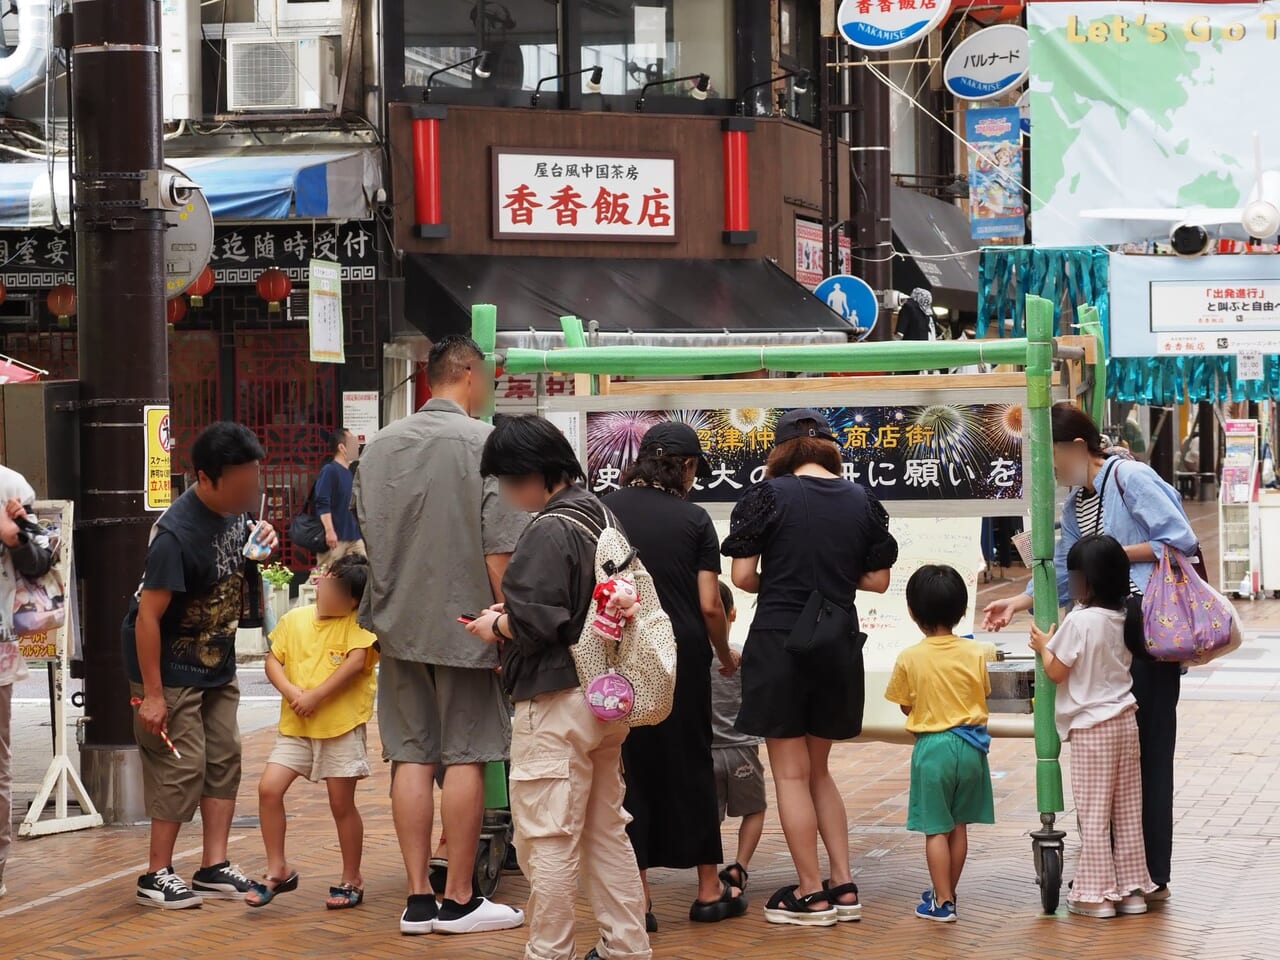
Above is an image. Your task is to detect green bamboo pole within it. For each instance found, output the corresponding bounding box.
[472,303,498,425]
[499,338,1031,377]
[1026,295,1064,815]
[1076,305,1107,428]
[559,315,587,349]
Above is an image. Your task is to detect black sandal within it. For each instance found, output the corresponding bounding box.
[245,870,299,908]
[689,880,749,923]
[718,862,749,892]
[762,885,838,927]
[822,879,862,922]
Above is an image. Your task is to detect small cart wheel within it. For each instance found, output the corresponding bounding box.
[473,835,505,899]
[1039,847,1062,914]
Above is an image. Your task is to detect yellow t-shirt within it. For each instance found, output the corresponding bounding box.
[269,605,378,739]
[884,635,991,734]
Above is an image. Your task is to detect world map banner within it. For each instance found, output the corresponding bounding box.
[1028,0,1280,246]
[584,405,1025,503]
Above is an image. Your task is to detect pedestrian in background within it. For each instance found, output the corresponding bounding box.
[469,414,651,960]
[606,423,743,928]
[123,422,276,909]
[0,463,54,900]
[315,428,364,567]
[355,335,528,936]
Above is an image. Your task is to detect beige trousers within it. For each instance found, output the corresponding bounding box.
[510,688,651,960]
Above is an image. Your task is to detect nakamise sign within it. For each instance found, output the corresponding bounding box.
[492,149,678,241]
[583,404,1025,504]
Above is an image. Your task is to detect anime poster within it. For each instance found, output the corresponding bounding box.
[965,107,1025,240]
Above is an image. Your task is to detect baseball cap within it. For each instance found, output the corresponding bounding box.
[639,421,712,479]
[774,409,838,446]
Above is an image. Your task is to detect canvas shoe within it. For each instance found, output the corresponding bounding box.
[400,894,439,935]
[433,896,526,934]
[916,896,957,923]
[1117,894,1149,915]
[1145,884,1172,903]
[136,867,203,910]
[191,861,253,899]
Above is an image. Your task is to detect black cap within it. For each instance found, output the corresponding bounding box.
[640,421,712,479]
[774,409,838,446]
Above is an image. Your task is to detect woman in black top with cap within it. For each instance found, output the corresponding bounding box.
[606,422,744,928]
[722,409,898,928]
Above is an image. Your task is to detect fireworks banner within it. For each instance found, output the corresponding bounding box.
[585,404,1024,503]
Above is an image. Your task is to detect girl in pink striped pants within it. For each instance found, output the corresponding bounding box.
[1030,534,1156,919]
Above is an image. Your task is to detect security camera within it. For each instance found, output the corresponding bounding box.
[141,168,203,211]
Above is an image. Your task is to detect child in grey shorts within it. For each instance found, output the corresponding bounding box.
[710,581,767,894]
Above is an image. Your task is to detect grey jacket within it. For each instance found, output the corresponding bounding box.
[0,465,54,645]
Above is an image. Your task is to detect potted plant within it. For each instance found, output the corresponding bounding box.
[261,562,295,634]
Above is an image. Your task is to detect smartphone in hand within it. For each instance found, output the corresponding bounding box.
[456,613,480,625]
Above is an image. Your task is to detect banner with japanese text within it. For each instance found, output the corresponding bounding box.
[492,149,677,241]
[965,107,1025,240]
[583,405,1025,503]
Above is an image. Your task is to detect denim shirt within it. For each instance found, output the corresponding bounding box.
[1026,456,1198,605]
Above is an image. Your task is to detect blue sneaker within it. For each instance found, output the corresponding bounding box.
[921,890,958,915]
[916,895,957,923]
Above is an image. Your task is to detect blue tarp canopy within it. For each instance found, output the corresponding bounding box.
[0,149,380,227]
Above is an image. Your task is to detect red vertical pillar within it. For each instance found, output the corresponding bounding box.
[413,362,432,409]
[413,105,449,239]
[721,118,757,245]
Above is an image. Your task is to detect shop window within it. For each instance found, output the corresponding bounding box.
[579,0,733,100]
[778,0,818,125]
[404,0,560,95]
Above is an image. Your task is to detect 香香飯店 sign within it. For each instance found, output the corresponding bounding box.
[584,405,1026,503]
[492,149,678,241]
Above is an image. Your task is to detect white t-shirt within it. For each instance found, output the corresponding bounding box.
[1044,605,1135,741]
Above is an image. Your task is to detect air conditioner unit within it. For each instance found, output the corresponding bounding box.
[226,36,340,112]
[256,0,345,28]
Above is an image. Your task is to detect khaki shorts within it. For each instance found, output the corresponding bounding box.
[712,744,767,820]
[130,679,242,823]
[377,657,511,767]
[268,725,371,782]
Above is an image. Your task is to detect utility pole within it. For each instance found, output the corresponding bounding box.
[73,0,168,822]
[850,55,893,340]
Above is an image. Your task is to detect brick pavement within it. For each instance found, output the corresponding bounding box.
[2,697,1278,960]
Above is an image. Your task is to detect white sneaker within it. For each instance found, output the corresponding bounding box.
[1117,894,1148,915]
[1068,900,1117,919]
[433,897,526,934]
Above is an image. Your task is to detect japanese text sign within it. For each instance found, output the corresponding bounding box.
[837,0,949,51]
[144,405,173,512]
[584,405,1025,504]
[944,25,1029,101]
[492,149,678,241]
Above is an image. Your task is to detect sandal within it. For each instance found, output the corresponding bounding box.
[822,879,862,922]
[718,862,749,892]
[762,885,838,927]
[326,882,364,910]
[245,870,299,908]
[689,880,749,923]
[428,857,448,897]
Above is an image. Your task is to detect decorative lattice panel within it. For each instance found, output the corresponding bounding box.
[168,330,220,479]
[1,329,78,380]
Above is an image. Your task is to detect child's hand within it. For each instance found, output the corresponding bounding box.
[291,687,324,718]
[1029,622,1057,654]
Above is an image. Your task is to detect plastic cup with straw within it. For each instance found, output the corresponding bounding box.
[243,492,271,561]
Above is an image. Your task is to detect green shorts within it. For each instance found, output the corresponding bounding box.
[907,731,995,836]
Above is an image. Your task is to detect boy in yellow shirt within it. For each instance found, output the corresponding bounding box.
[884,564,994,924]
[246,554,379,910]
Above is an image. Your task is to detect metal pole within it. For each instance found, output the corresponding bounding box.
[850,53,893,336]
[74,0,168,824]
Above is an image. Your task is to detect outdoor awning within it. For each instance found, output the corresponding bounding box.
[403,255,858,348]
[890,185,980,315]
[0,149,381,227]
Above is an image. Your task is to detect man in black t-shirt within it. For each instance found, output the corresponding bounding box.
[122,422,278,910]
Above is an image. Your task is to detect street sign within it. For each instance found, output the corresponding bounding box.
[944,25,1029,101]
[837,0,949,52]
[144,404,172,512]
[163,162,214,299]
[813,273,879,334]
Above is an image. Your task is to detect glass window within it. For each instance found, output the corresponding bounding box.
[404,1,560,94]
[580,1,733,100]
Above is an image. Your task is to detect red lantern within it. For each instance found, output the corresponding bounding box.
[188,266,215,308]
[166,296,187,326]
[0,280,7,307]
[47,284,76,326]
[256,268,292,314]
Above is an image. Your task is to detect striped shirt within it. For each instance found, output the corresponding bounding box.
[1073,489,1138,594]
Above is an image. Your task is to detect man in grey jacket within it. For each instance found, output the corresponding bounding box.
[355,335,528,936]
[0,464,55,899]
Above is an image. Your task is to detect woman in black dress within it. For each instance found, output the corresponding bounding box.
[606,422,744,928]
[722,409,898,927]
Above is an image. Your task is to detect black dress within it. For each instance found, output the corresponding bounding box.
[606,485,725,871]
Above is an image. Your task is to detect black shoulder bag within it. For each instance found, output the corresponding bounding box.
[287,468,333,556]
[784,476,857,656]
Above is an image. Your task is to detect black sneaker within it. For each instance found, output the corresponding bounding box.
[191,861,253,900]
[136,867,203,910]
[401,894,439,935]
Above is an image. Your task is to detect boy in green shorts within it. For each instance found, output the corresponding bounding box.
[884,564,994,923]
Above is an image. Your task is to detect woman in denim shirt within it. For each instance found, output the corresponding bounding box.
[982,403,1195,902]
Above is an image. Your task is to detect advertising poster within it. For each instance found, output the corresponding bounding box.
[794,219,852,290]
[308,259,345,363]
[965,107,1025,240]
[584,404,1025,503]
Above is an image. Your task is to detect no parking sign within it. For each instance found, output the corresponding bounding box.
[144,404,173,512]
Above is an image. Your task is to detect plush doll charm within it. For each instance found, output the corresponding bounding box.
[591,576,640,641]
